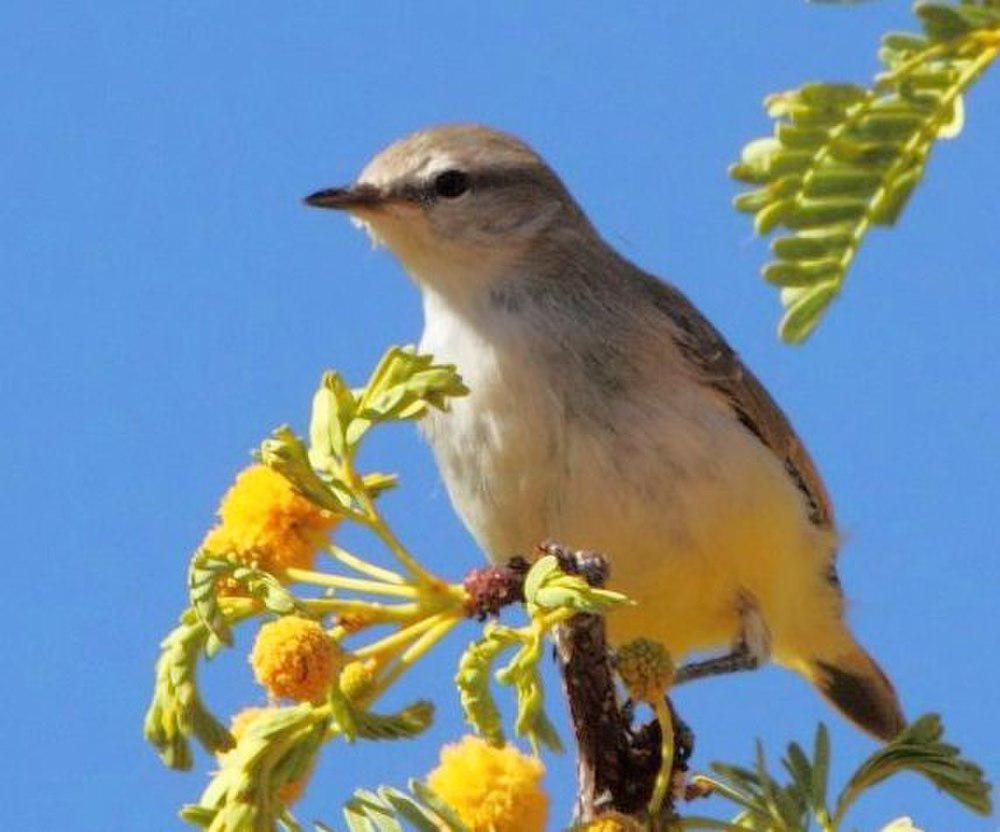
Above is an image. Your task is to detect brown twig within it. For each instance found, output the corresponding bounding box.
[461,542,695,826]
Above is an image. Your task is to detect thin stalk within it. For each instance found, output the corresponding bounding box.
[284,567,418,599]
[298,597,421,624]
[649,698,676,817]
[340,447,437,585]
[369,615,463,698]
[358,501,437,586]
[352,611,451,661]
[326,543,405,585]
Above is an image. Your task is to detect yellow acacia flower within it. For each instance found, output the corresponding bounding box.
[616,638,674,703]
[217,707,309,804]
[426,735,548,832]
[339,658,378,702]
[577,812,646,831]
[202,464,337,578]
[250,615,346,702]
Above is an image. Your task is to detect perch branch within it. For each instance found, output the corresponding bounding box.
[462,542,695,826]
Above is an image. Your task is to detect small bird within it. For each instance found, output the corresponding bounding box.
[305,124,904,740]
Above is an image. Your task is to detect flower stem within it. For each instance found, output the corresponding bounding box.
[325,543,405,585]
[284,568,418,599]
[359,503,438,586]
[352,611,452,661]
[368,614,463,699]
[649,698,675,818]
[299,597,420,623]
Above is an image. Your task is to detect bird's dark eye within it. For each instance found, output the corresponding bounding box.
[433,169,470,199]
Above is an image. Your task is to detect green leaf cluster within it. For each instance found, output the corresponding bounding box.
[143,609,237,770]
[834,713,991,819]
[681,714,991,831]
[341,779,469,832]
[189,553,302,647]
[455,622,563,753]
[306,346,467,477]
[330,695,436,745]
[262,345,464,517]
[732,1,1000,342]
[181,705,328,832]
[523,553,631,616]
[348,346,469,444]
[456,556,631,752]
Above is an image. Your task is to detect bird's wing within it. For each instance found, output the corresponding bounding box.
[643,276,835,529]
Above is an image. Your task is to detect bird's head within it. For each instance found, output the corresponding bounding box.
[305,124,585,292]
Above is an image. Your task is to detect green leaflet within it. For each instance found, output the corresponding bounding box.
[188,552,302,646]
[340,781,469,832]
[309,370,357,468]
[731,0,1000,342]
[259,425,352,513]
[455,631,510,746]
[697,714,990,831]
[143,610,237,770]
[348,346,469,446]
[352,700,436,742]
[455,557,629,752]
[522,554,631,616]
[832,714,992,821]
[182,705,329,832]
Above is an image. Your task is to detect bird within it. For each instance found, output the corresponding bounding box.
[304,124,905,740]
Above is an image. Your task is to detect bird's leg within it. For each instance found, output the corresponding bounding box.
[673,595,771,686]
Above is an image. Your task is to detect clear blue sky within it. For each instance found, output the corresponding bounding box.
[2,2,996,829]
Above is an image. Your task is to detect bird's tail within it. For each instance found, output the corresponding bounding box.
[800,630,905,742]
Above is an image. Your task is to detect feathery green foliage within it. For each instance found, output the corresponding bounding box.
[732,1,1000,342]
[144,346,636,830]
[455,555,630,751]
[341,781,469,832]
[679,715,991,831]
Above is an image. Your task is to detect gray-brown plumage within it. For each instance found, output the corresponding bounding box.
[306,124,904,740]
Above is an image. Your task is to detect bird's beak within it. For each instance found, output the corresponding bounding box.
[302,183,385,211]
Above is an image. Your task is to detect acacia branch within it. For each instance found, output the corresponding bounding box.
[464,543,694,825]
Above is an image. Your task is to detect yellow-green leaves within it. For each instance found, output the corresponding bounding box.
[732,1,1000,342]
[143,610,236,770]
[455,633,510,747]
[260,425,351,514]
[456,623,562,752]
[352,700,436,742]
[833,714,992,821]
[348,346,469,446]
[343,780,470,832]
[456,557,630,752]
[310,370,357,468]
[181,704,328,832]
[683,715,991,831]
[265,345,465,517]
[188,553,301,647]
[523,554,630,617]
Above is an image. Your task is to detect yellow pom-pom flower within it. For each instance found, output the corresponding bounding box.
[426,735,548,832]
[339,659,378,702]
[578,812,646,831]
[202,464,337,578]
[250,615,346,702]
[615,637,675,703]
[217,707,309,804]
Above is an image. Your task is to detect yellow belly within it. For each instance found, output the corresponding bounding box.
[556,454,844,667]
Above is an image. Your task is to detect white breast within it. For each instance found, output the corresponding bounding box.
[415,281,831,657]
[418,286,565,558]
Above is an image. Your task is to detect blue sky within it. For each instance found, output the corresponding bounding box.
[2,2,997,829]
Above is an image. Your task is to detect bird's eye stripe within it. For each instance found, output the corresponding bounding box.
[401,166,549,204]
